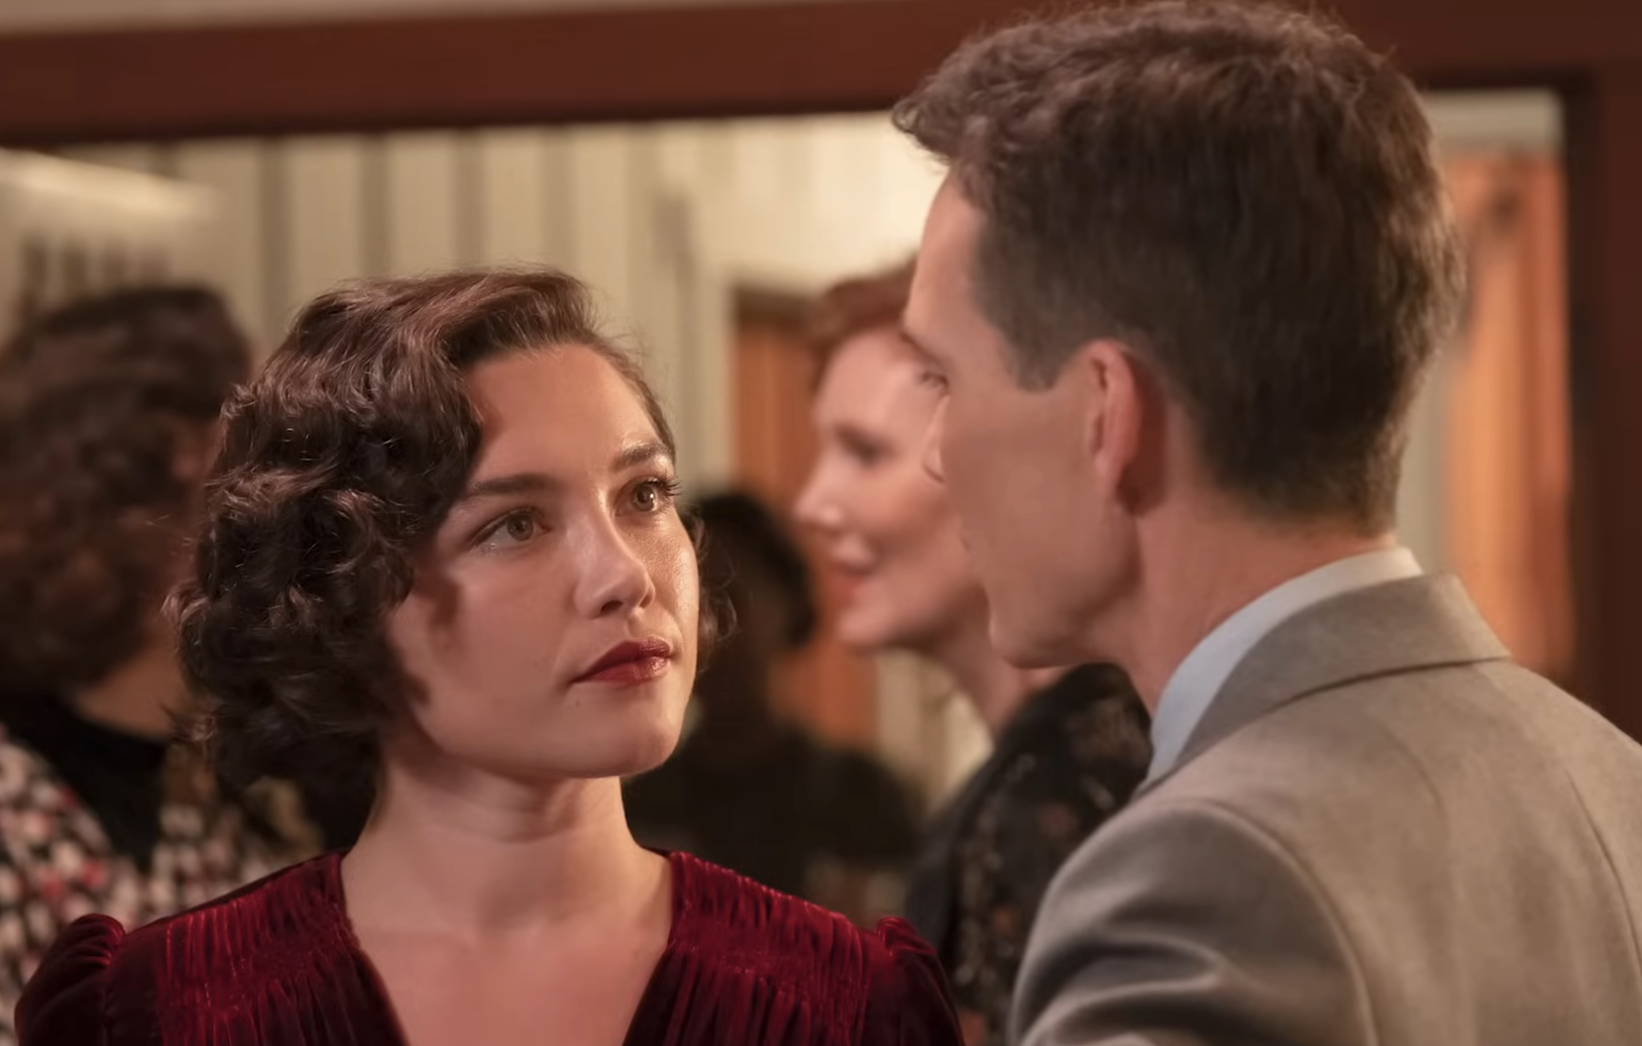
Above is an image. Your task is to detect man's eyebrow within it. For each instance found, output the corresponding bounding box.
[898,322,937,359]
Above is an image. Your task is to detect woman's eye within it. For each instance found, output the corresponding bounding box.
[838,434,885,468]
[481,511,541,548]
[631,477,681,513]
[846,443,883,468]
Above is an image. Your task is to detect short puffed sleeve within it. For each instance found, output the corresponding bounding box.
[860,916,963,1046]
[15,914,127,1046]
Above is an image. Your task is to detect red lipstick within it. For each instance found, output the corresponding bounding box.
[575,638,674,686]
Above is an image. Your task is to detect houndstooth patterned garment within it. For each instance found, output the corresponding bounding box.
[0,728,286,1046]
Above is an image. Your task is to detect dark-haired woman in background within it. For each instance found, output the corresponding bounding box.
[625,490,919,921]
[19,269,960,1046]
[0,288,307,1044]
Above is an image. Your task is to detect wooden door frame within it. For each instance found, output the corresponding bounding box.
[2,0,1640,741]
[730,284,881,748]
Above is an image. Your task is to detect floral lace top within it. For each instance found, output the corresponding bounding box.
[0,701,295,1046]
[902,665,1152,1046]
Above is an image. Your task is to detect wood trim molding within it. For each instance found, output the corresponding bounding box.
[734,284,812,333]
[1,0,1641,144]
[1563,62,1642,739]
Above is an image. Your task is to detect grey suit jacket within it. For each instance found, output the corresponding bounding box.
[1012,574,1642,1046]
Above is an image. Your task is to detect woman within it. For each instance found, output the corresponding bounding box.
[0,288,305,1046]
[793,263,1152,1046]
[19,269,960,1046]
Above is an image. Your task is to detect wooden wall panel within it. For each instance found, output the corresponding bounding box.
[173,140,272,356]
[3,1,1642,145]
[1564,64,1642,740]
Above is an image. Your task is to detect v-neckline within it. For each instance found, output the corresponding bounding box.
[320,849,689,1046]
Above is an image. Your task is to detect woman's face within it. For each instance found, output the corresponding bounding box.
[385,345,699,782]
[794,327,986,655]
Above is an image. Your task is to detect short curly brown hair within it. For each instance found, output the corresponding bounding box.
[0,286,249,695]
[174,268,706,798]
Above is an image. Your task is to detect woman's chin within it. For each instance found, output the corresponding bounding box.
[602,722,686,779]
[838,604,938,657]
[836,605,893,652]
[475,722,683,784]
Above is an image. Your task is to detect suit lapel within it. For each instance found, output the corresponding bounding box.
[1140,574,1509,797]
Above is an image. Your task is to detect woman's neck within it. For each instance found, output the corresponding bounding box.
[927,607,1063,736]
[68,638,184,740]
[342,749,663,944]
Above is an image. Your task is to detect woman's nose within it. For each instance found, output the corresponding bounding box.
[573,525,655,619]
[793,467,841,533]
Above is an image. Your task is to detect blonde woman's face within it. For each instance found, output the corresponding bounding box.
[794,328,986,655]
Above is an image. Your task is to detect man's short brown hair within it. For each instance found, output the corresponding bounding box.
[894,0,1464,529]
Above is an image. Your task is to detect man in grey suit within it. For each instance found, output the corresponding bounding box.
[893,2,1642,1044]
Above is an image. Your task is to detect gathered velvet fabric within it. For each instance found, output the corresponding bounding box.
[17,850,960,1045]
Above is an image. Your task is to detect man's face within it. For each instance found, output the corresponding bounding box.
[904,177,1141,668]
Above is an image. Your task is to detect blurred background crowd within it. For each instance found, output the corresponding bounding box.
[0,2,1632,1044]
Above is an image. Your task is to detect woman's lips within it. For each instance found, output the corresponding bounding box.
[829,564,870,604]
[573,638,675,687]
[577,656,671,686]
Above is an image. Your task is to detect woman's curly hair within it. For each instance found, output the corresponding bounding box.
[0,286,249,695]
[173,268,709,800]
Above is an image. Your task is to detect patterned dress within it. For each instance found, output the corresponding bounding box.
[903,664,1152,1046]
[0,701,294,1046]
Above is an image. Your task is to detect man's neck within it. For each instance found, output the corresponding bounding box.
[1114,515,1397,713]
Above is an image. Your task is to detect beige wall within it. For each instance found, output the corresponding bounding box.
[55,115,941,486]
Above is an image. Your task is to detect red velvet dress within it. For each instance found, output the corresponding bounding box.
[15,850,960,1045]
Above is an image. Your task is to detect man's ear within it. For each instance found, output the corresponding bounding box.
[1078,340,1143,499]
[920,398,947,483]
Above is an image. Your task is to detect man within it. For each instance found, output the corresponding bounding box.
[893,3,1642,1045]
